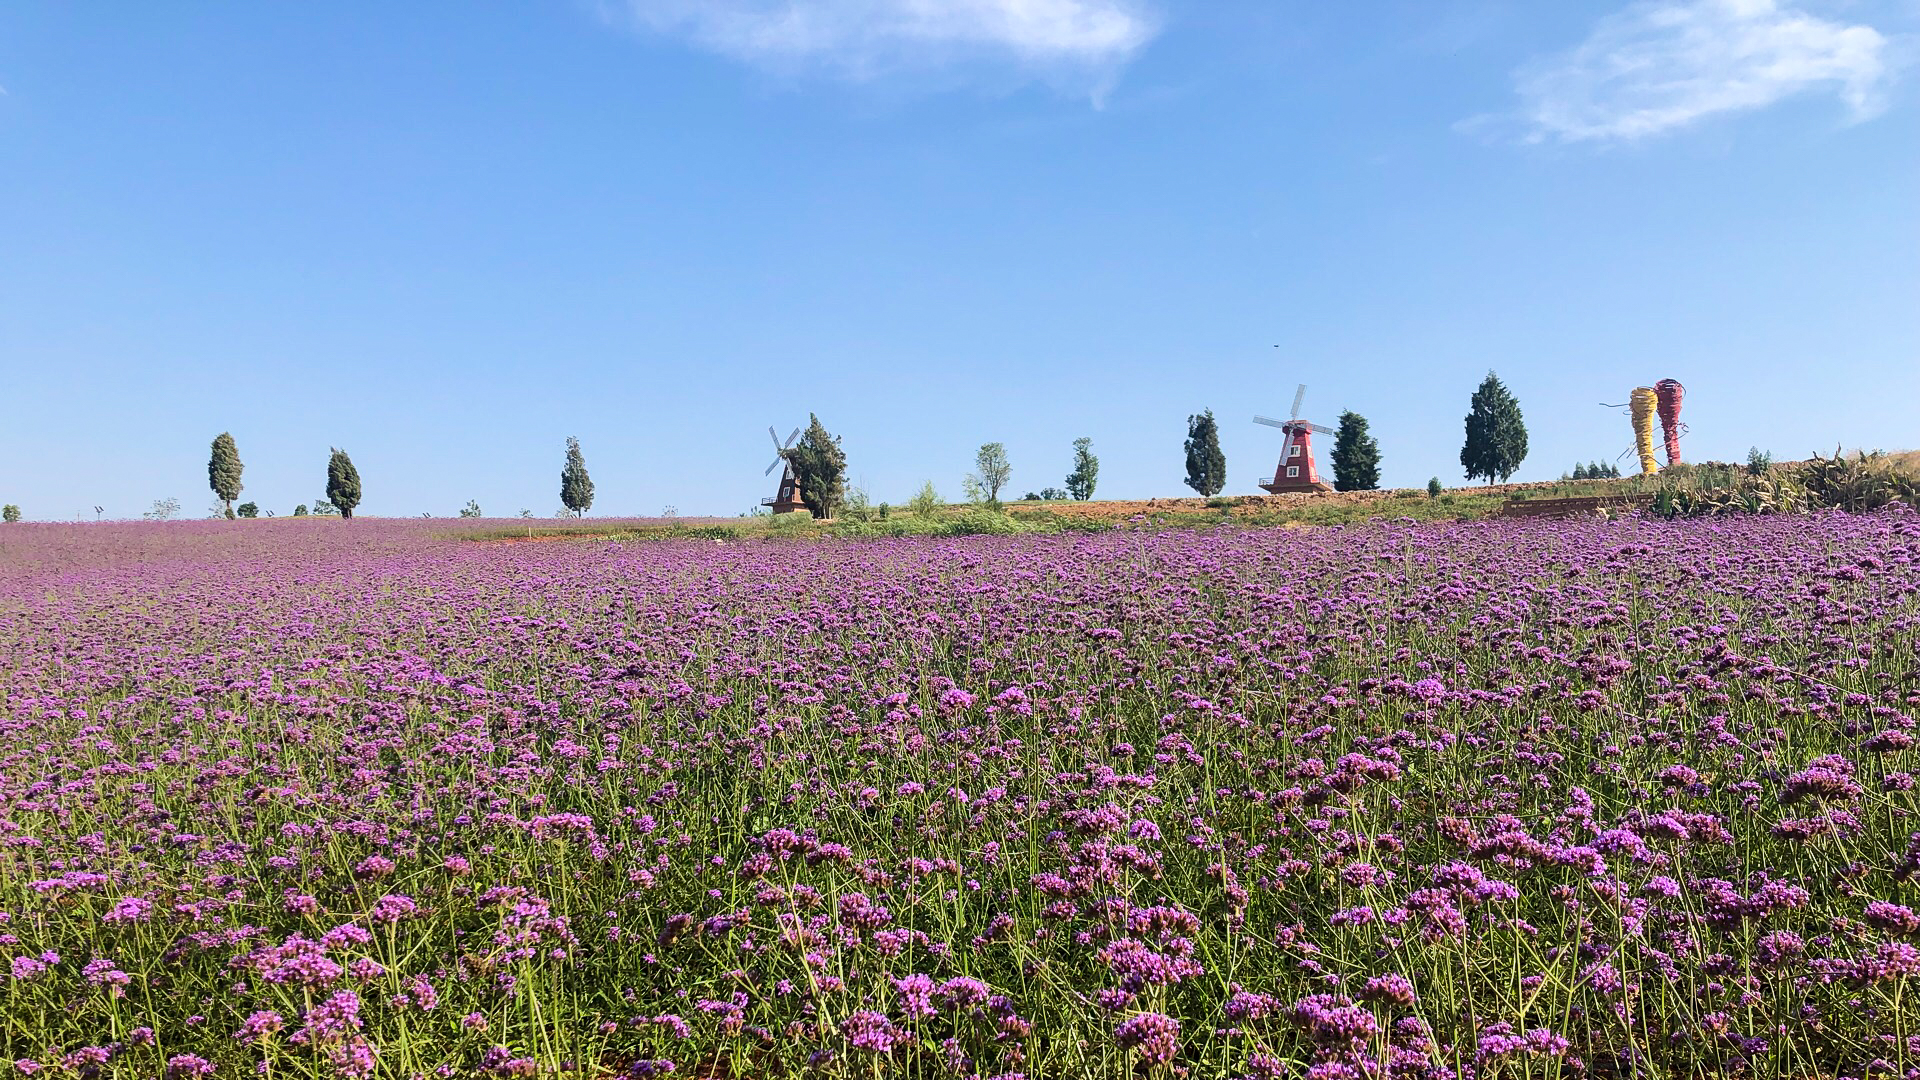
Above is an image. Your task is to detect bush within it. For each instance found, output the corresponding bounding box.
[1,504,19,523]
[908,482,943,518]
[236,502,259,518]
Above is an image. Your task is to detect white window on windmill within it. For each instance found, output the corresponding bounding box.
[1289,445,1301,458]
[1287,466,1300,478]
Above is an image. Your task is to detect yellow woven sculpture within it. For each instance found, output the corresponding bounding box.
[1631,386,1660,475]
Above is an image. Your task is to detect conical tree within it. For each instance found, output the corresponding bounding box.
[208,433,244,519]
[326,448,362,520]
[1184,410,1226,497]
[1460,371,1528,484]
[560,436,594,517]
[1329,411,1381,492]
[1065,437,1099,501]
[787,414,847,519]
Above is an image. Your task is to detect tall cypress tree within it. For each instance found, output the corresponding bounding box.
[326,448,362,520]
[1184,410,1227,497]
[1329,411,1381,492]
[787,414,847,519]
[1460,371,1529,484]
[560,437,594,517]
[208,433,244,519]
[1065,437,1099,501]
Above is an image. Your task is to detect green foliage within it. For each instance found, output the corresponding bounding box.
[325,449,362,520]
[840,486,876,524]
[1329,410,1381,492]
[459,500,483,518]
[787,414,848,520]
[1183,410,1226,497]
[1,504,19,523]
[1460,371,1528,484]
[1571,463,1588,480]
[207,432,244,517]
[311,498,339,517]
[965,442,1012,508]
[832,509,1028,538]
[292,505,308,517]
[559,436,594,517]
[235,502,259,519]
[1065,436,1099,501]
[908,481,943,518]
[1649,450,1919,518]
[1427,477,1442,499]
[1023,487,1069,501]
[1747,446,1774,475]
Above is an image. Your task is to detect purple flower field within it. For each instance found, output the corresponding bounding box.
[3,513,1920,1078]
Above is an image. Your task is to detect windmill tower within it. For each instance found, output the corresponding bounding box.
[761,425,806,514]
[1255,384,1335,494]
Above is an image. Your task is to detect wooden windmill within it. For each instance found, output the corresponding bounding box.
[761,425,806,514]
[1255,384,1334,494]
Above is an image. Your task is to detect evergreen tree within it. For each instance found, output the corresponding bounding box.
[787,414,847,519]
[1427,477,1442,499]
[1065,437,1099,501]
[1184,410,1226,497]
[326,449,362,520]
[1329,411,1382,492]
[1572,463,1589,480]
[1460,371,1529,484]
[965,443,1012,508]
[559,437,594,516]
[208,432,244,519]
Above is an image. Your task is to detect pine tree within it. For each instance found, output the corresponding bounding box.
[326,449,362,520]
[1572,463,1589,480]
[1329,411,1382,492]
[1460,371,1528,484]
[788,414,847,519]
[208,433,244,519]
[1065,437,1099,501]
[1184,410,1226,497]
[559,437,594,517]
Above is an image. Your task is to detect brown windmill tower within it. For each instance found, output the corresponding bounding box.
[1255,384,1335,494]
[761,425,807,514]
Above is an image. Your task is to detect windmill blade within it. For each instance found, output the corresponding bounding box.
[1253,415,1291,429]
[765,458,783,477]
[1304,423,1335,435]
[1290,384,1307,420]
[768,426,782,450]
[784,427,802,448]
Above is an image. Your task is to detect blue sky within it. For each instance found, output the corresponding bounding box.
[1,1,1915,520]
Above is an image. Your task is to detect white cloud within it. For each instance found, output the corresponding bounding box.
[609,0,1158,88]
[1509,0,1894,142]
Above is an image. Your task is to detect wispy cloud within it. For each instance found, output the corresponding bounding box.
[606,0,1158,95]
[1498,0,1895,142]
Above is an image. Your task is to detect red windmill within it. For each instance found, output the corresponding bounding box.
[1255,384,1334,494]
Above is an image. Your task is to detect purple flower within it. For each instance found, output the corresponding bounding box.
[1114,1012,1180,1064]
